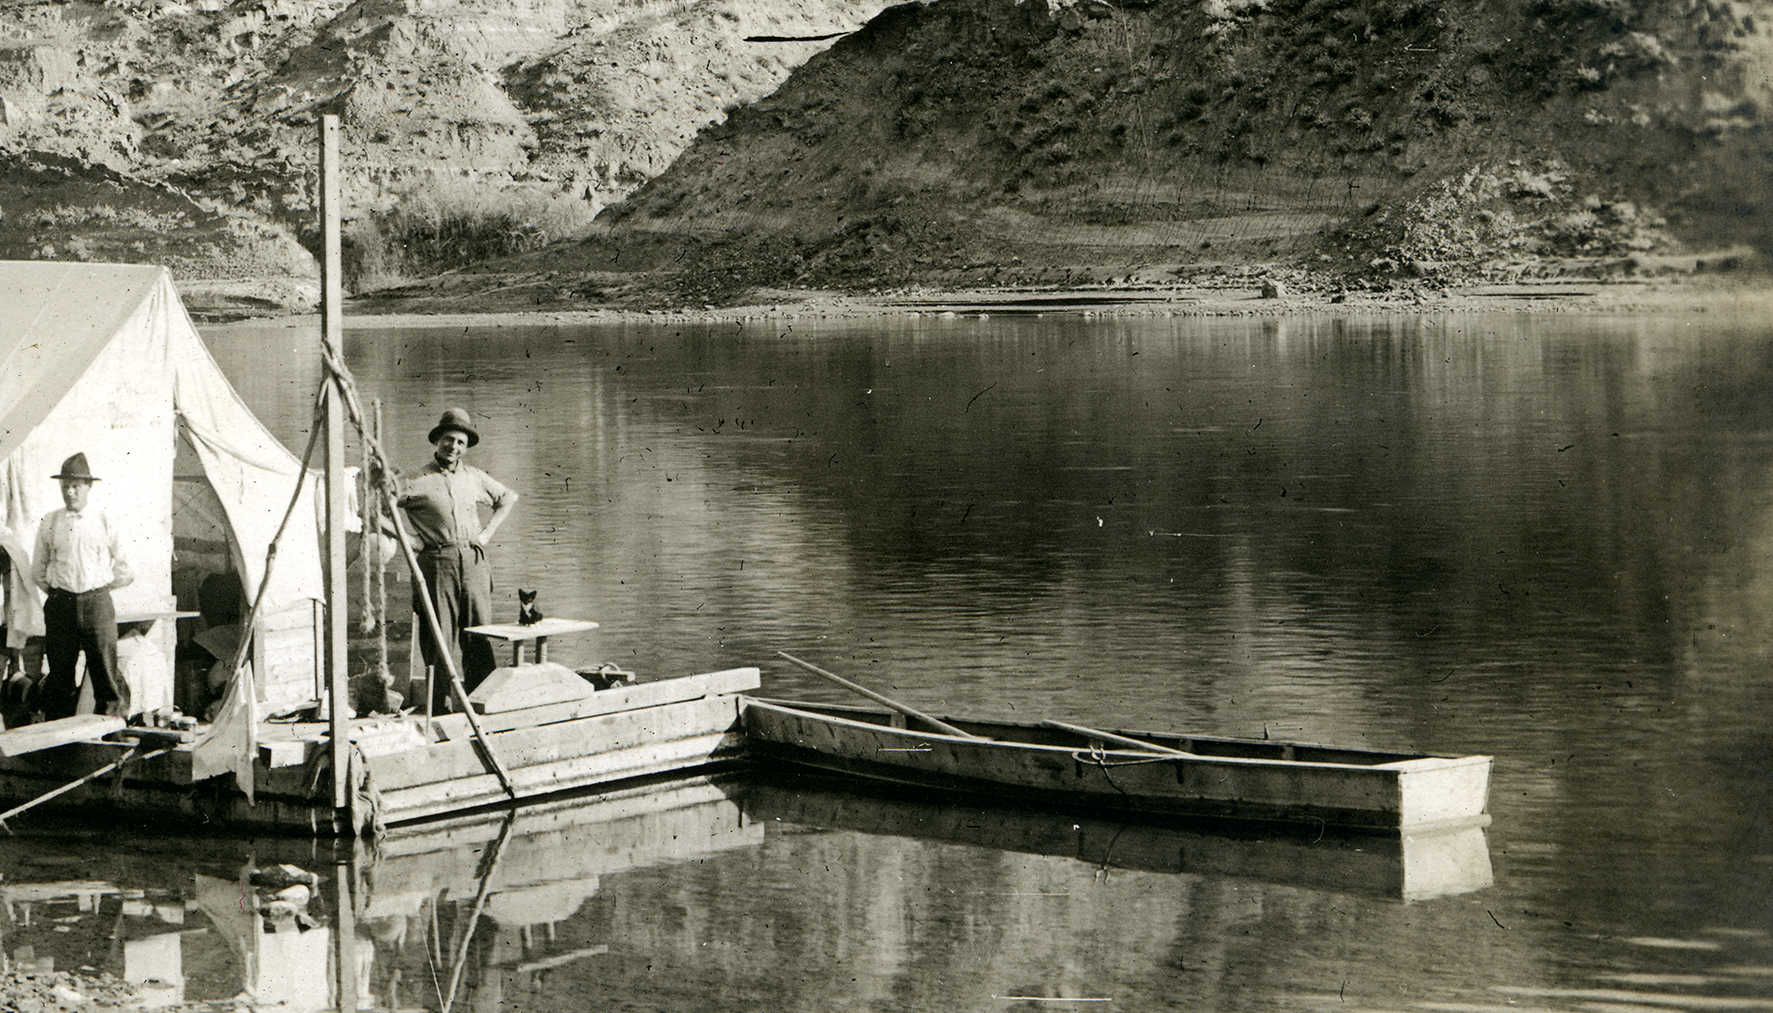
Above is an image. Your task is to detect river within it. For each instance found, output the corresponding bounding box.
[4,309,1768,1012]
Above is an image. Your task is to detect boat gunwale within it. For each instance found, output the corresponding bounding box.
[742,697,1490,772]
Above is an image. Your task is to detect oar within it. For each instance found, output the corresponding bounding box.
[774,652,980,739]
[1041,718,1194,757]
[0,744,176,829]
[442,808,516,1013]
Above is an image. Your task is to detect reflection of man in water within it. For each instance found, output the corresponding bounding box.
[31,453,133,720]
[398,409,518,712]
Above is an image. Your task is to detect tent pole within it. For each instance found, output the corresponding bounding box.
[319,113,353,824]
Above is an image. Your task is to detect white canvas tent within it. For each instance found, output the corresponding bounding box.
[0,262,325,713]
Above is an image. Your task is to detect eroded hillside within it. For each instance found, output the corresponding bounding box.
[0,0,884,315]
[1,0,1767,316]
[366,0,1772,311]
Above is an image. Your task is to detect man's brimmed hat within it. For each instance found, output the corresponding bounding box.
[427,408,479,447]
[52,453,99,481]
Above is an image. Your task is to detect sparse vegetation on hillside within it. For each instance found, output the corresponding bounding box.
[0,0,1766,315]
[0,0,886,314]
[532,0,1768,306]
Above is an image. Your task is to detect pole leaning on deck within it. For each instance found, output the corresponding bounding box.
[320,114,354,822]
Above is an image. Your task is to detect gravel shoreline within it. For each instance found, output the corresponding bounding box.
[199,275,1773,333]
[0,970,154,1012]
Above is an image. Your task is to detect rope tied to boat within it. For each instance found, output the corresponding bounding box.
[1069,745,1173,768]
[1070,744,1173,799]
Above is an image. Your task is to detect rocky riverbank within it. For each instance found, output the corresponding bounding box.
[207,270,1767,335]
[0,971,150,1012]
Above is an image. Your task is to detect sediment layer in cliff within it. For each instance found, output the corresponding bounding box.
[360,0,1770,312]
[1,0,1767,316]
[0,0,884,316]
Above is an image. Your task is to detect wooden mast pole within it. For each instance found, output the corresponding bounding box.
[319,112,361,1013]
[320,114,352,817]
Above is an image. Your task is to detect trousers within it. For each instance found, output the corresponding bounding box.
[43,587,129,720]
[412,544,497,713]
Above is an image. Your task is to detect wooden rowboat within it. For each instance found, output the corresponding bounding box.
[740,697,1492,833]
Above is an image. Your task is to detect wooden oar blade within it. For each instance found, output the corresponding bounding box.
[1042,718,1193,757]
[774,652,980,739]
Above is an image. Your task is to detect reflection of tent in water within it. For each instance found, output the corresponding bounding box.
[0,777,762,1011]
[0,261,325,715]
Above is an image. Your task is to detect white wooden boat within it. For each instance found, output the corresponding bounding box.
[741,697,1492,832]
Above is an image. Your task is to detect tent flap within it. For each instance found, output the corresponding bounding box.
[0,260,322,647]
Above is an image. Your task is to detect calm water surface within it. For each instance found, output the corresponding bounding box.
[8,310,1770,1011]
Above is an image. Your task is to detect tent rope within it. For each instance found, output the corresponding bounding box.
[214,384,329,700]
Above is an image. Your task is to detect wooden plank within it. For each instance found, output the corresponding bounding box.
[4,740,192,783]
[259,739,310,768]
[7,739,321,801]
[1395,755,1493,830]
[468,663,594,714]
[0,744,176,824]
[0,716,126,757]
[0,769,342,833]
[320,112,350,814]
[443,667,759,733]
[261,601,323,707]
[364,694,742,791]
[375,729,747,824]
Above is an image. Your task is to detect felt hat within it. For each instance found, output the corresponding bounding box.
[52,453,99,481]
[427,408,479,447]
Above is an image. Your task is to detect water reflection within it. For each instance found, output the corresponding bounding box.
[0,775,1493,1010]
[737,775,1494,903]
[193,310,1773,1011]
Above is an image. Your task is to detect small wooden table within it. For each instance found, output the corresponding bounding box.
[465,618,600,666]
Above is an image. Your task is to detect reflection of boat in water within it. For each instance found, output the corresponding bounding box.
[0,769,1489,1010]
[736,773,1494,903]
[0,775,759,1011]
[355,776,764,1011]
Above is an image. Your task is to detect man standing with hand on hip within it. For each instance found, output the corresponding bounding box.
[399,409,518,713]
[31,453,133,720]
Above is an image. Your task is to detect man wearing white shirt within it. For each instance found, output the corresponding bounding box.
[31,453,133,720]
